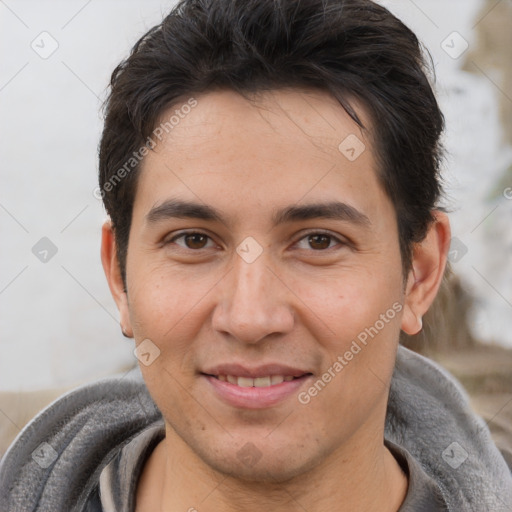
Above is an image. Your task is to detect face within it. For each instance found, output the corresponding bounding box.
[103,88,445,482]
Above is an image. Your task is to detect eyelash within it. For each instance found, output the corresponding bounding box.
[164,230,347,253]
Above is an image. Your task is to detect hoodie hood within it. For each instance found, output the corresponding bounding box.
[0,346,511,511]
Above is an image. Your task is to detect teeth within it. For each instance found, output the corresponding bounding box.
[270,375,284,385]
[216,375,297,387]
[254,376,271,387]
[237,377,254,388]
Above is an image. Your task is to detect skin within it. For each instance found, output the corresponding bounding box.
[101,88,451,511]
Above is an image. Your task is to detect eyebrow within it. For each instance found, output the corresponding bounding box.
[146,198,371,228]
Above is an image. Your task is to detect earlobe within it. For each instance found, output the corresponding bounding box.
[100,219,133,338]
[401,306,423,335]
[401,211,451,336]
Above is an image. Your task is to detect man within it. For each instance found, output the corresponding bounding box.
[1,0,511,510]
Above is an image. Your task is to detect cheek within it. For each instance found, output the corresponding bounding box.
[287,262,403,344]
[126,259,212,340]
[291,262,404,412]
[297,308,402,445]
[126,261,225,403]
[126,268,205,420]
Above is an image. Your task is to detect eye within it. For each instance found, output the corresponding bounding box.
[294,231,345,251]
[164,230,347,253]
[166,231,216,250]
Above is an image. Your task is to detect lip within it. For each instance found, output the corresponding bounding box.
[201,372,313,409]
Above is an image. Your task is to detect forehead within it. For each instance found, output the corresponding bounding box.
[154,87,373,158]
[133,88,391,228]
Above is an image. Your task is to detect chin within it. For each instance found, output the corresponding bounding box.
[199,440,327,484]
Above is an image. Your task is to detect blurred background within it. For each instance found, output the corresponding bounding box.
[1,0,511,457]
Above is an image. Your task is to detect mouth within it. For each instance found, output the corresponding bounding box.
[200,365,314,409]
[204,374,309,387]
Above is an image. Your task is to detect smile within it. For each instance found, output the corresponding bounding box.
[213,374,298,387]
[201,369,313,409]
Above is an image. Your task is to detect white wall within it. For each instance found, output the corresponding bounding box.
[1,0,510,391]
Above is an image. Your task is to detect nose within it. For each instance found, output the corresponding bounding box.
[211,247,295,345]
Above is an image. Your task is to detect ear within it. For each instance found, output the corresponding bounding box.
[101,219,133,338]
[401,211,451,335]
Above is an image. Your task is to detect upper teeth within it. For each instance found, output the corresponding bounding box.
[217,375,295,387]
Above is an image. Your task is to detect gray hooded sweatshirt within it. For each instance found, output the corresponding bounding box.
[1,346,511,511]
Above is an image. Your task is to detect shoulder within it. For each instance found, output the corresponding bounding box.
[0,367,162,511]
[386,346,512,511]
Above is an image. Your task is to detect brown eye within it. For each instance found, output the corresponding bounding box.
[166,231,215,250]
[183,233,209,249]
[294,231,345,252]
[308,234,332,250]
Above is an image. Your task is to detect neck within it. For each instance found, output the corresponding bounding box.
[140,426,408,512]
